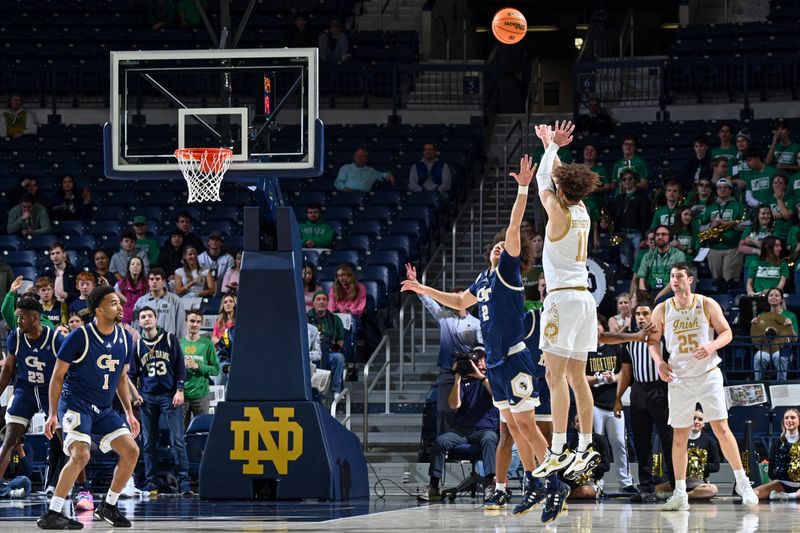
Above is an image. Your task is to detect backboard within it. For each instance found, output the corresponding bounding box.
[105,48,323,182]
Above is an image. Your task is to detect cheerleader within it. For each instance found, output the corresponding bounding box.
[756,408,800,501]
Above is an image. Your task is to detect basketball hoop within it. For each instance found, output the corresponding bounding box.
[174,148,234,202]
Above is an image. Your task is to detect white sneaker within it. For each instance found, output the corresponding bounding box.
[9,488,26,498]
[739,485,759,506]
[563,448,601,481]
[769,490,789,501]
[661,492,690,511]
[531,449,575,478]
[120,477,143,498]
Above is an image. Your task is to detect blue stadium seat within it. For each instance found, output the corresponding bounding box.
[359,265,394,293]
[362,280,385,311]
[293,205,308,221]
[347,220,382,239]
[368,190,403,208]
[295,191,328,206]
[395,205,432,231]
[338,235,371,253]
[0,235,21,252]
[323,250,361,268]
[52,220,84,236]
[62,235,96,254]
[729,404,772,450]
[15,266,38,281]
[92,205,125,221]
[198,220,232,237]
[322,206,354,222]
[359,205,394,221]
[128,206,163,224]
[225,235,244,251]
[3,250,38,268]
[329,191,365,208]
[303,250,321,266]
[385,221,422,259]
[105,191,139,205]
[24,235,62,252]
[364,250,401,279]
[316,267,339,284]
[376,235,411,264]
[319,280,334,294]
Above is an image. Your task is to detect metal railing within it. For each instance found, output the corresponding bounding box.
[721,338,800,381]
[398,296,417,390]
[619,8,634,59]
[362,335,390,450]
[420,247,447,354]
[330,387,352,430]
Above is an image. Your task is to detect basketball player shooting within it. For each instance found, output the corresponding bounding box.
[401,155,550,519]
[530,121,602,522]
[647,263,759,511]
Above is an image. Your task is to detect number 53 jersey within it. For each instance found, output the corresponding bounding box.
[58,323,133,409]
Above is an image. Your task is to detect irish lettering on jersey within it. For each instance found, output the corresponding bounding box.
[662,295,721,378]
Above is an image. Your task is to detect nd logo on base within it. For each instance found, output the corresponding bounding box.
[230,407,304,475]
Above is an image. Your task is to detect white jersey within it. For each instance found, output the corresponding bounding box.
[663,294,722,378]
[543,203,591,291]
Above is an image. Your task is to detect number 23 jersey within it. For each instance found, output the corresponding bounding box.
[57,323,133,408]
[7,326,62,387]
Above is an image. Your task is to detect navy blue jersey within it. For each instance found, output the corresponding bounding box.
[68,298,93,324]
[57,322,133,408]
[132,330,186,395]
[522,308,543,366]
[41,303,63,325]
[468,250,526,368]
[7,327,63,386]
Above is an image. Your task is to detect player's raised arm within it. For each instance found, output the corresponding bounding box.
[505,154,536,257]
[535,120,574,220]
[647,303,673,382]
[400,278,478,311]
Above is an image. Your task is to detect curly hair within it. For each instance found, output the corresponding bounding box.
[482,228,534,273]
[17,295,43,315]
[553,163,600,203]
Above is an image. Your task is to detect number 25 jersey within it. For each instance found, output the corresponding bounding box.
[663,294,721,378]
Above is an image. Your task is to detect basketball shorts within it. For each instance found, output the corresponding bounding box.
[5,384,48,427]
[488,345,540,413]
[535,375,552,421]
[58,396,131,455]
[667,367,727,428]
[539,289,597,360]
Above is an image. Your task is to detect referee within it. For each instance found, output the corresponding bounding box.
[613,298,675,502]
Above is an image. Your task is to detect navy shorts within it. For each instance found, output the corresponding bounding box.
[58,396,130,455]
[488,348,540,413]
[779,482,800,494]
[5,384,48,427]
[536,376,552,418]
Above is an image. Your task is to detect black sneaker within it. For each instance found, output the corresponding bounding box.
[541,479,570,524]
[416,485,442,502]
[37,510,84,530]
[621,485,639,494]
[631,490,658,503]
[512,486,546,515]
[94,501,131,528]
[484,489,512,510]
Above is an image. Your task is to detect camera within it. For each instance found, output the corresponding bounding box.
[453,346,485,376]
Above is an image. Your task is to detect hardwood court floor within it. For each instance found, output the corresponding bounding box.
[0,494,791,531]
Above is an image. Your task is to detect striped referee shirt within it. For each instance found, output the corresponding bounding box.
[626,339,665,383]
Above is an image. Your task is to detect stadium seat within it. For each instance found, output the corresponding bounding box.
[338,235,371,253]
[15,266,38,281]
[0,236,22,252]
[316,267,339,284]
[24,235,62,252]
[52,220,84,236]
[368,190,403,208]
[347,220,382,239]
[395,205,432,232]
[362,280,384,311]
[322,206,354,222]
[359,265,394,293]
[329,191,365,208]
[376,235,411,264]
[303,250,321,266]
[364,250,401,279]
[3,250,38,268]
[322,250,361,268]
[63,235,97,255]
[729,404,772,450]
[358,205,394,221]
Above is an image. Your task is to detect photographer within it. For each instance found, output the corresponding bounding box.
[307,291,347,399]
[418,347,499,502]
[405,263,482,435]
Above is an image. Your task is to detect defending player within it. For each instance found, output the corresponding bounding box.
[401,155,550,517]
[648,263,758,511]
[0,298,64,488]
[529,121,602,523]
[37,286,140,530]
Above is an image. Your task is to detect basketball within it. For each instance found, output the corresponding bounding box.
[492,8,527,44]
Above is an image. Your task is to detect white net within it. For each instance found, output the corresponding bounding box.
[174,148,233,203]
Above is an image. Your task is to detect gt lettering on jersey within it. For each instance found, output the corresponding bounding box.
[8,327,62,387]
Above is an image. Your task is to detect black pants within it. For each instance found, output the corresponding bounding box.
[45,432,65,490]
[435,369,456,436]
[630,381,674,492]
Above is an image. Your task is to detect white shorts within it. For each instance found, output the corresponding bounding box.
[667,367,727,428]
[539,289,597,361]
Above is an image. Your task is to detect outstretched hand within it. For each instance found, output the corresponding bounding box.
[534,124,553,147]
[509,154,537,186]
[551,120,575,147]
[400,279,428,296]
[404,263,417,282]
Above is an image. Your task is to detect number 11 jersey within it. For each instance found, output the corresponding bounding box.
[543,203,591,291]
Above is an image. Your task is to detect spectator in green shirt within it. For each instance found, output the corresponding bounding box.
[742,147,778,209]
[786,202,800,288]
[766,120,800,173]
[711,122,737,162]
[179,309,219,427]
[629,229,655,295]
[579,144,610,250]
[650,180,684,230]
[611,136,649,193]
[731,129,752,178]
[637,225,689,301]
[298,202,335,248]
[671,207,700,258]
[699,178,745,288]
[766,173,795,243]
[687,177,716,220]
[746,237,788,296]
[739,205,775,277]
[132,216,160,266]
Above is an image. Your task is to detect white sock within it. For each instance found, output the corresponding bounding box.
[578,433,592,452]
[105,490,120,506]
[733,469,749,489]
[49,496,66,513]
[495,482,506,491]
[674,480,687,495]
[551,432,567,454]
[787,491,798,500]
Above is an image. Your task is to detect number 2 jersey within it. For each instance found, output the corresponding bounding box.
[543,203,591,291]
[58,322,133,409]
[7,326,62,388]
[468,250,526,369]
[662,294,721,378]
